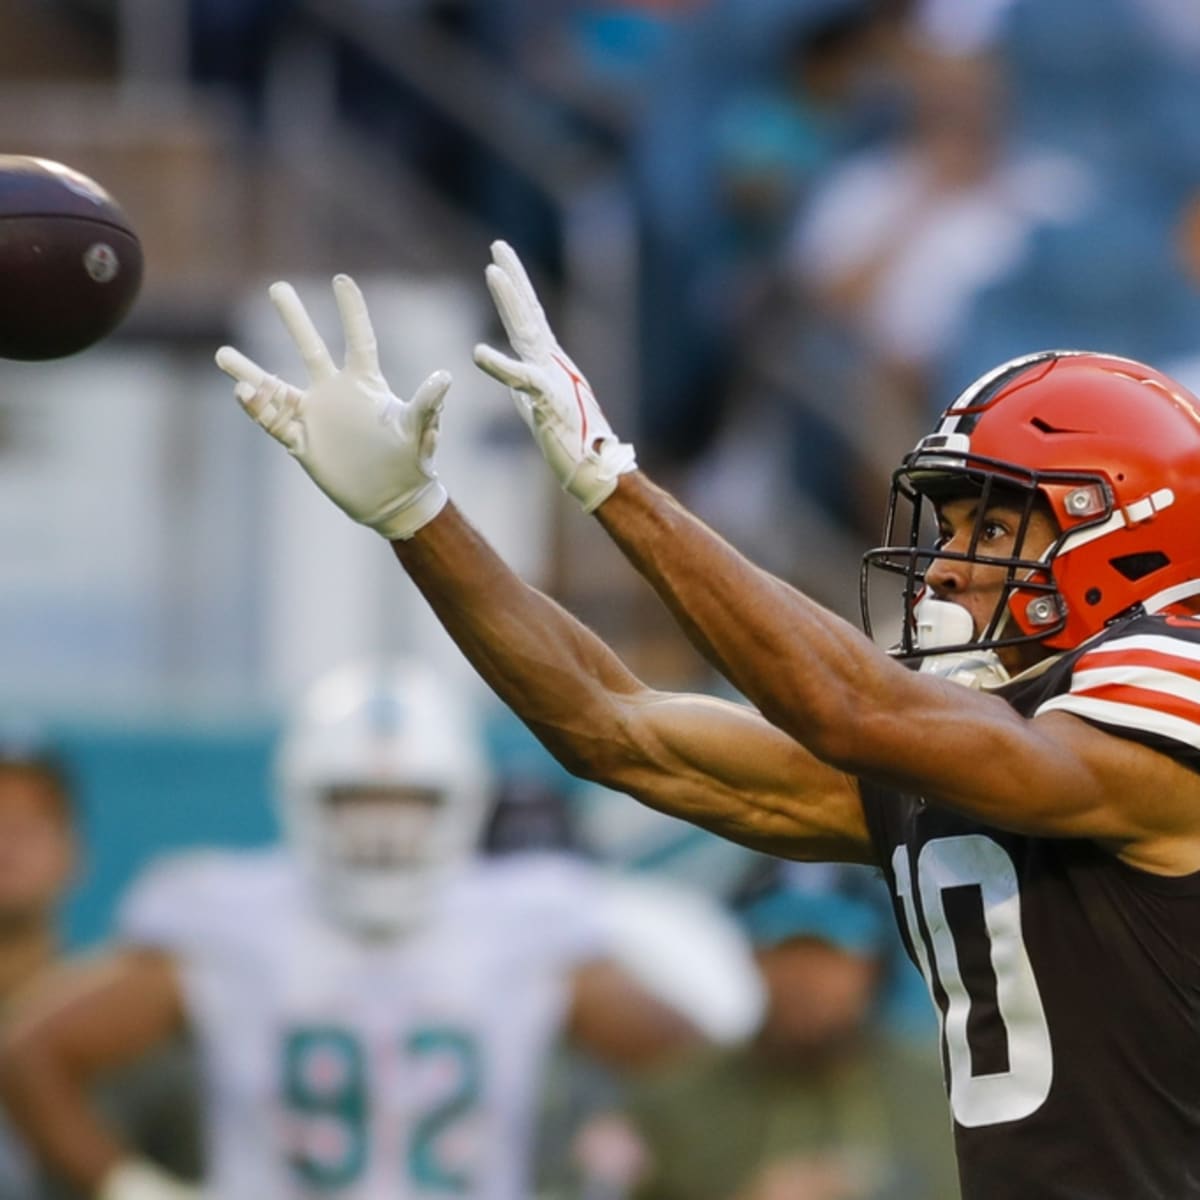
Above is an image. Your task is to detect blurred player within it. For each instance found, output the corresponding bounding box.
[215,247,1200,1199]
[0,732,201,1200]
[0,660,763,1200]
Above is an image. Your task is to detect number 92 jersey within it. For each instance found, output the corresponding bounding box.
[117,847,610,1200]
[861,610,1200,1200]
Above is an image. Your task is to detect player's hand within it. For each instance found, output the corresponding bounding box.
[215,275,451,540]
[473,240,636,513]
[96,1159,203,1200]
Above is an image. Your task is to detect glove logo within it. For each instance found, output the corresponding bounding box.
[552,352,593,455]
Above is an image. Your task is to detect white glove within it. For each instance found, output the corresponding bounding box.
[472,240,636,513]
[215,274,451,540]
[97,1159,202,1200]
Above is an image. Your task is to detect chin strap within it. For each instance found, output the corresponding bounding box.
[913,595,1011,690]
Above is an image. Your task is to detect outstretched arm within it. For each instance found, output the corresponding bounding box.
[393,502,869,863]
[469,240,936,762]
[592,471,902,765]
[475,243,1200,872]
[215,279,871,865]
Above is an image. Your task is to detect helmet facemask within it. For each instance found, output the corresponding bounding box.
[864,350,1200,667]
[861,443,1108,662]
[276,661,493,941]
[301,784,469,939]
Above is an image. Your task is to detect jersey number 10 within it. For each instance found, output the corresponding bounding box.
[893,834,1053,1128]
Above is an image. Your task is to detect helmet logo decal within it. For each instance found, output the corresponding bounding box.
[942,350,1066,435]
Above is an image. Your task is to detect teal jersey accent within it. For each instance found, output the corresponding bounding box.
[282,1027,368,1189]
[281,1023,483,1193]
[407,1029,482,1193]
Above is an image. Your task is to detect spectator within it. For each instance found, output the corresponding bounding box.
[0,730,202,1200]
[788,43,1090,432]
[563,789,957,1200]
[630,0,901,469]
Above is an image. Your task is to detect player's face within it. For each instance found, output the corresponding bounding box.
[323,785,442,872]
[925,495,1060,670]
[0,767,75,928]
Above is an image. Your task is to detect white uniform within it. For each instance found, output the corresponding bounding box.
[118,848,608,1200]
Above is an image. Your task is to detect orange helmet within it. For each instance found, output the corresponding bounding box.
[862,350,1200,657]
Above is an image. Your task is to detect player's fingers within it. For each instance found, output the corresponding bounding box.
[225,367,304,454]
[332,274,380,373]
[410,370,451,454]
[263,383,302,440]
[411,369,453,415]
[234,376,288,445]
[215,345,267,387]
[236,380,277,425]
[473,343,546,394]
[509,386,537,434]
[491,240,544,318]
[236,376,292,434]
[269,281,336,381]
[484,264,538,352]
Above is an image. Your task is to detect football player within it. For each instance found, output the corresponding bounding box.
[212,250,1200,1199]
[0,659,764,1200]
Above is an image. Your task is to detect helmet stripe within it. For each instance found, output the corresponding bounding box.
[941,350,1071,435]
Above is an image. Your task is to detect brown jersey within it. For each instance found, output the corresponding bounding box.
[861,610,1200,1199]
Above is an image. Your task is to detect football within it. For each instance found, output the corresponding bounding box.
[0,155,143,361]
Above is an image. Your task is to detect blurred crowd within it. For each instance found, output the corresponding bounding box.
[179,0,1200,584]
[18,0,1200,611]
